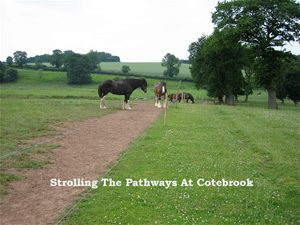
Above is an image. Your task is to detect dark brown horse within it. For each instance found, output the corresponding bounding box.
[153,81,167,108]
[176,92,195,104]
[98,78,148,110]
[186,93,195,104]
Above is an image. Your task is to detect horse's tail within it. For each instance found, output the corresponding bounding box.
[98,82,104,98]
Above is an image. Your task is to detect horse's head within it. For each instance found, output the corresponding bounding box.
[161,81,167,94]
[141,78,148,93]
[187,93,195,104]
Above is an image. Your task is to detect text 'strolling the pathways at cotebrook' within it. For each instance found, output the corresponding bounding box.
[50,178,254,189]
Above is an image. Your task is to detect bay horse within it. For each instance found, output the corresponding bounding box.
[98,78,148,110]
[153,81,167,108]
[177,92,195,104]
[168,93,177,102]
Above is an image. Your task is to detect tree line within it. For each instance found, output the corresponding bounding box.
[188,0,300,108]
[2,49,121,84]
[5,49,120,68]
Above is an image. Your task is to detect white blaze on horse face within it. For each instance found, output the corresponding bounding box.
[162,86,165,94]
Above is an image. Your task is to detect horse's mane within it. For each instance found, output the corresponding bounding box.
[123,78,145,87]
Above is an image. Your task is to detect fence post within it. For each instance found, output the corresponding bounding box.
[176,89,178,108]
[164,92,168,126]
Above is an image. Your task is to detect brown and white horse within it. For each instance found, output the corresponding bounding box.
[153,81,167,108]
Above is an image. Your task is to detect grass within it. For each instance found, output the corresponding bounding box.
[100,62,192,77]
[60,104,299,224]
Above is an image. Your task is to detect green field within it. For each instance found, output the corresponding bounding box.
[100,62,192,77]
[1,68,299,223]
[28,62,192,77]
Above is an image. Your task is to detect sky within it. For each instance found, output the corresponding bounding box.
[1,0,299,62]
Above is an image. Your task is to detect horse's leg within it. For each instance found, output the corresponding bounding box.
[103,96,107,107]
[125,94,131,110]
[100,96,107,109]
[157,97,162,108]
[155,95,158,107]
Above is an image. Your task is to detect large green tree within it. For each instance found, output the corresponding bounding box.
[66,53,93,84]
[48,49,64,68]
[276,55,300,106]
[161,53,181,77]
[13,51,27,67]
[212,0,300,109]
[189,30,245,106]
[86,50,101,70]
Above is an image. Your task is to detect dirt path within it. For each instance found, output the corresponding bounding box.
[0,103,163,225]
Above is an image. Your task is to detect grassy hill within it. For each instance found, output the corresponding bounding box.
[100,62,192,77]
[28,62,192,78]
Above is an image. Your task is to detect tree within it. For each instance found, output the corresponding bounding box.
[161,53,181,77]
[66,53,93,84]
[3,68,18,82]
[212,0,300,109]
[188,35,207,90]
[35,57,43,68]
[188,30,245,106]
[13,51,27,67]
[86,50,101,70]
[121,65,130,73]
[48,49,64,68]
[6,56,13,67]
[0,62,7,82]
[37,68,44,80]
[276,55,300,106]
[243,47,255,102]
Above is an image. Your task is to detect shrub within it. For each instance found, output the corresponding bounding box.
[2,69,18,82]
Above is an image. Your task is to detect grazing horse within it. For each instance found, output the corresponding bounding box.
[186,93,195,104]
[98,78,147,110]
[154,81,167,108]
[168,93,177,102]
[168,93,195,104]
[177,92,195,104]
[257,92,261,96]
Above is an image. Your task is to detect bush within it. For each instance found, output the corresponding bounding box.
[2,69,18,82]
[66,54,92,84]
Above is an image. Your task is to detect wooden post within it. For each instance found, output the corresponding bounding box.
[182,92,184,104]
[176,89,178,108]
[164,92,168,126]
